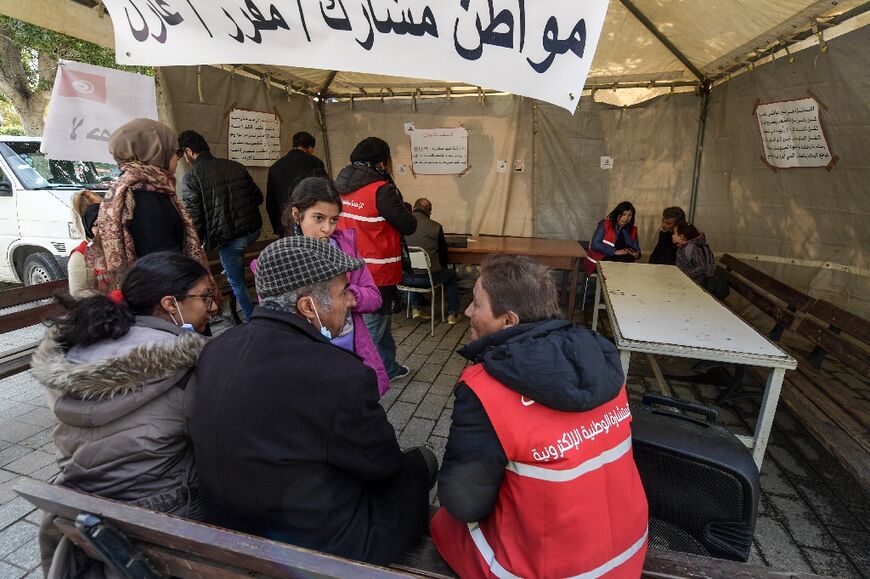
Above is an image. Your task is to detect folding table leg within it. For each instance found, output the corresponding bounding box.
[750,367,786,469]
[620,350,631,384]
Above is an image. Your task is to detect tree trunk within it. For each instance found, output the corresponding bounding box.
[0,22,53,135]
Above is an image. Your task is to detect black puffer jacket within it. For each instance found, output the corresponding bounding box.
[182,152,263,250]
[438,319,625,522]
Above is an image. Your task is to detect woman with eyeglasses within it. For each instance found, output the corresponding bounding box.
[32,251,217,578]
[86,118,212,291]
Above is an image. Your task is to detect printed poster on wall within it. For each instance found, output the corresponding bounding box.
[228,109,281,166]
[101,0,610,114]
[756,97,832,168]
[41,60,158,163]
[410,128,468,175]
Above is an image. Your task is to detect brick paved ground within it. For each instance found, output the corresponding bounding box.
[0,290,867,577]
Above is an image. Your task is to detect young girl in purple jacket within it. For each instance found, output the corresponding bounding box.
[253,177,390,396]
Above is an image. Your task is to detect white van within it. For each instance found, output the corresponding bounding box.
[0,136,118,285]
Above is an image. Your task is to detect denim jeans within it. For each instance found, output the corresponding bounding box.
[401,269,460,314]
[218,229,260,322]
[363,312,402,377]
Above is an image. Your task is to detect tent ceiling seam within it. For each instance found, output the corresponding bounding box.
[618,0,706,82]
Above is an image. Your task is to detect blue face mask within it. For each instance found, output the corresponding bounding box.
[170,297,196,333]
[308,298,332,340]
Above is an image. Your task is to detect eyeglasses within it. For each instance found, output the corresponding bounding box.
[185,293,215,308]
[176,148,185,159]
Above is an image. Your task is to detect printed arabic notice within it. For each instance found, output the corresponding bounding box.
[410,127,468,175]
[228,109,280,167]
[756,97,832,168]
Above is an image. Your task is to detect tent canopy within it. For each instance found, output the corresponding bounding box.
[4,0,868,104]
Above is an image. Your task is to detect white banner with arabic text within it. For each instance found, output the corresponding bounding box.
[101,0,609,113]
[41,60,158,163]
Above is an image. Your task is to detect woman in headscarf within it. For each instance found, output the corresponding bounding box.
[86,118,211,290]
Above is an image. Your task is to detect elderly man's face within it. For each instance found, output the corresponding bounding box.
[311,274,356,337]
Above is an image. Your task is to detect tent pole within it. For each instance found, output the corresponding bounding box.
[317,99,333,177]
[688,82,711,223]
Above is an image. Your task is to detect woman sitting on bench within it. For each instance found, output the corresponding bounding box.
[31,251,218,578]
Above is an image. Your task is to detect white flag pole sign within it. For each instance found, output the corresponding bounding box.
[41,60,158,163]
[101,0,609,114]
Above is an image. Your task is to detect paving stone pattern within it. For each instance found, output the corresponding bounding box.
[0,303,867,577]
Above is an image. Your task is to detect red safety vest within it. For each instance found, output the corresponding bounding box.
[584,220,638,275]
[431,364,648,579]
[69,241,88,257]
[336,181,402,286]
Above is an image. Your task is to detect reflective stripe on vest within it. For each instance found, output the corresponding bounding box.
[336,181,402,285]
[506,435,633,482]
[468,522,649,579]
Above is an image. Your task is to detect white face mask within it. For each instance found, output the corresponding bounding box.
[169,297,195,333]
[307,297,332,340]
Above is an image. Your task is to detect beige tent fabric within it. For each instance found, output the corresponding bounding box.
[696,25,870,318]
[535,95,699,248]
[157,65,321,227]
[323,97,534,237]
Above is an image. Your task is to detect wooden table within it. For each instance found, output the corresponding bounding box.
[447,236,586,320]
[594,262,797,468]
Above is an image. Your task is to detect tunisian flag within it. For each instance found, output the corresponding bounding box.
[57,68,107,103]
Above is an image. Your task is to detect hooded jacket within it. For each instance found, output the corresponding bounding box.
[31,316,207,578]
[433,319,648,578]
[334,165,417,237]
[182,151,263,250]
[676,232,713,285]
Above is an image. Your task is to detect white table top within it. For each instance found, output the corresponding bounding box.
[599,262,796,369]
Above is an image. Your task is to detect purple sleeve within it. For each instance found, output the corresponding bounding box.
[335,232,382,314]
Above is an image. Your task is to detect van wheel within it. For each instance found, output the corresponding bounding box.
[23,253,64,286]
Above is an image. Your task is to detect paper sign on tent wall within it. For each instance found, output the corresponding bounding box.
[756,98,832,168]
[41,60,157,163]
[228,109,281,166]
[101,0,609,114]
[411,128,468,175]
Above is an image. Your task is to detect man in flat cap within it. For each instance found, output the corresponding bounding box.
[191,236,436,565]
[335,137,417,382]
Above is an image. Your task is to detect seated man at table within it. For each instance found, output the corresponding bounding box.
[649,206,686,265]
[401,198,462,324]
[190,236,437,565]
[431,254,648,578]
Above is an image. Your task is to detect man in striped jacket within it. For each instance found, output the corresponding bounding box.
[431,254,649,579]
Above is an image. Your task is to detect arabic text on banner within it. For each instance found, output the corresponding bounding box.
[41,60,158,163]
[228,109,281,166]
[755,98,832,169]
[410,128,468,175]
[100,0,609,114]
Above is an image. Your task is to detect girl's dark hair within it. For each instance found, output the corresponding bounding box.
[281,177,342,235]
[675,222,701,240]
[50,252,209,349]
[607,201,636,230]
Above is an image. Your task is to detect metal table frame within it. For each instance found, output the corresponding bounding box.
[593,262,797,468]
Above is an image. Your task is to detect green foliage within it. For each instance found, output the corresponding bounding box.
[0,15,152,78]
[0,98,22,134]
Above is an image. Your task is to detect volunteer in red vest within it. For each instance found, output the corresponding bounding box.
[335,137,417,382]
[584,200,641,275]
[431,254,649,578]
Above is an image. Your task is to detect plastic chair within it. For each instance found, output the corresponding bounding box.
[397,246,445,336]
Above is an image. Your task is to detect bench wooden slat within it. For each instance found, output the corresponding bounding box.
[795,363,870,432]
[716,267,796,329]
[719,255,814,311]
[0,279,68,309]
[796,318,870,377]
[16,479,416,579]
[807,299,870,344]
[0,303,65,334]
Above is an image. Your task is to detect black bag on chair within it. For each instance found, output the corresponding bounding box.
[631,394,759,562]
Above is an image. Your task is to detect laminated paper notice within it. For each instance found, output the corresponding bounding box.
[228,109,280,166]
[756,98,831,168]
[410,127,468,175]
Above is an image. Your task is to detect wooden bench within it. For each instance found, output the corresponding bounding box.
[15,478,817,579]
[717,254,870,490]
[0,280,67,380]
[206,238,272,324]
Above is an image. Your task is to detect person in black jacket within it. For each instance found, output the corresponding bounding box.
[190,236,436,565]
[648,206,686,265]
[266,131,327,236]
[179,130,263,321]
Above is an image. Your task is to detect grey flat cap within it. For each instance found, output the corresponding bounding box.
[255,236,365,297]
